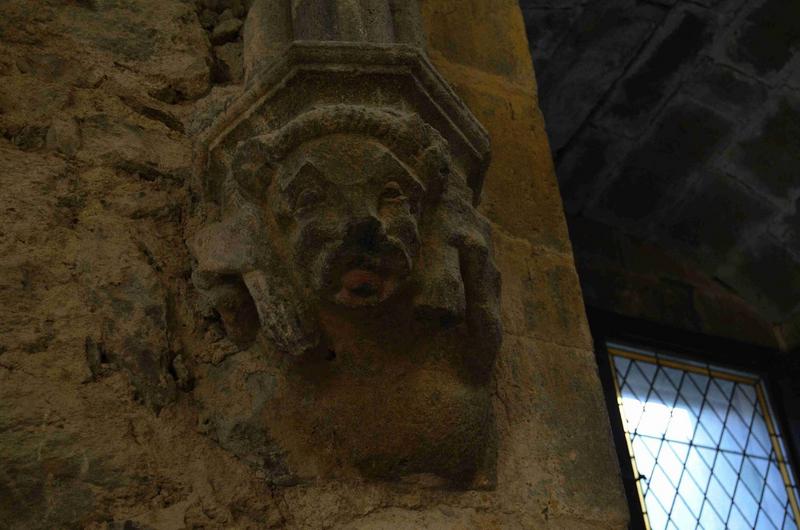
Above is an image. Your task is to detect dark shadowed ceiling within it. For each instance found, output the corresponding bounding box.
[520,0,800,347]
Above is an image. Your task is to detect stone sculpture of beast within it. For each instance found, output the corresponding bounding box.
[190,105,502,485]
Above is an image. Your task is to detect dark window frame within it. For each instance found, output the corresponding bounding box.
[588,308,800,530]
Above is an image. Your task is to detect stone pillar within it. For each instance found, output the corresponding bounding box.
[243,0,424,82]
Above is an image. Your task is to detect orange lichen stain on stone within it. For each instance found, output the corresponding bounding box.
[421,0,537,88]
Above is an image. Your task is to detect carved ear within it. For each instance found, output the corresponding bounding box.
[414,235,466,329]
[190,208,320,355]
[242,269,320,356]
[457,229,502,381]
[191,208,263,345]
[413,182,502,382]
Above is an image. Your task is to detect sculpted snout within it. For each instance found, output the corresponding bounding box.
[322,211,415,308]
[343,214,384,252]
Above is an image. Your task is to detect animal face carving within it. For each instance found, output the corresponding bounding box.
[191,106,501,358]
[190,106,501,485]
[270,135,422,309]
[192,106,502,360]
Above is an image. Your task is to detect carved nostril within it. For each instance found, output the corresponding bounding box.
[346,216,383,251]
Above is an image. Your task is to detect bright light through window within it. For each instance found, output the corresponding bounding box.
[621,397,695,442]
[608,345,800,530]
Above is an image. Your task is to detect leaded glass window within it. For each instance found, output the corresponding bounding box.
[608,343,800,530]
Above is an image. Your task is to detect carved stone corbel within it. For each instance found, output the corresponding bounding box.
[189,0,501,487]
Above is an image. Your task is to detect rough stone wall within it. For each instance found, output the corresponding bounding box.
[521,0,800,345]
[0,1,627,528]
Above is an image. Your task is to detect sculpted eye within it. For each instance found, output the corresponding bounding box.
[380,181,406,203]
[295,187,323,211]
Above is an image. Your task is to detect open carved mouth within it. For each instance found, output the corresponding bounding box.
[326,246,410,308]
[342,268,383,296]
[335,267,396,307]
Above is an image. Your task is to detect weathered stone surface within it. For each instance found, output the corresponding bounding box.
[421,0,536,88]
[187,0,502,487]
[538,0,664,150]
[596,7,712,136]
[494,230,592,350]
[213,42,244,84]
[45,118,82,156]
[555,124,632,215]
[522,0,800,331]
[729,94,800,199]
[683,59,768,116]
[211,17,243,45]
[0,0,627,527]
[428,57,572,253]
[665,171,776,270]
[592,100,733,225]
[726,0,800,76]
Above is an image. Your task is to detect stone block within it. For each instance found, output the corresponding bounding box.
[493,230,592,350]
[430,57,572,252]
[198,7,218,30]
[777,196,800,254]
[576,228,780,349]
[725,0,800,76]
[664,171,776,271]
[537,0,663,150]
[520,4,583,74]
[616,233,709,287]
[555,124,632,214]
[421,0,536,88]
[211,17,243,45]
[682,59,768,117]
[495,336,629,527]
[592,99,733,226]
[576,260,702,332]
[726,93,800,200]
[778,310,800,351]
[596,7,713,136]
[213,42,244,84]
[567,215,626,268]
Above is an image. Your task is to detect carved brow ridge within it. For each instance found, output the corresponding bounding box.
[279,156,426,199]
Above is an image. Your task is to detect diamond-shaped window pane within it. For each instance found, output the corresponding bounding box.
[670,495,697,529]
[728,505,753,530]
[608,346,800,530]
[732,385,756,420]
[755,509,780,530]
[678,467,704,515]
[734,479,760,526]
[699,499,725,530]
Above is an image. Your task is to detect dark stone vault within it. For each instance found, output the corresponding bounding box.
[521,0,800,348]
